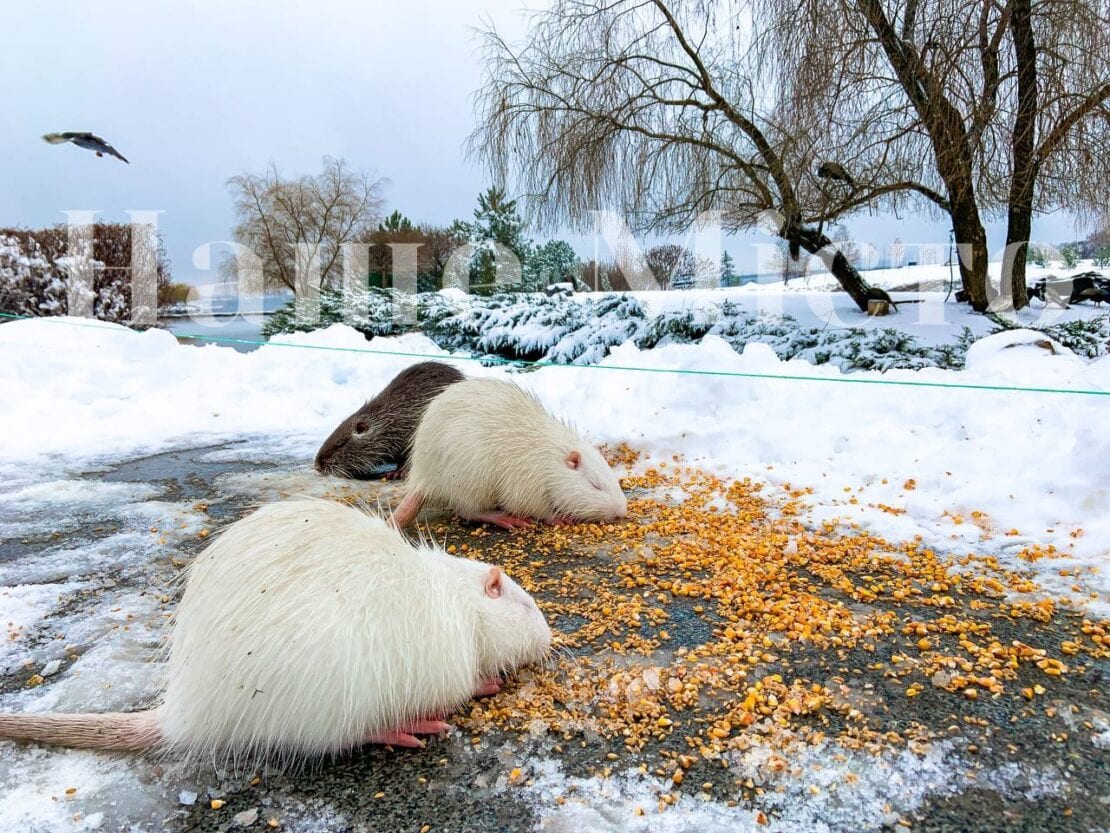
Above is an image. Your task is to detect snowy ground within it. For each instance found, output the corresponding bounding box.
[615,260,1109,347]
[0,314,1107,832]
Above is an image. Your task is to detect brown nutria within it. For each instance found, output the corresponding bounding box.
[315,361,465,479]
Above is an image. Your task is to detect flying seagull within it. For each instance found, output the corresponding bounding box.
[42,132,129,163]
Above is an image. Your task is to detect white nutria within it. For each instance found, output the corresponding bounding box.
[391,378,627,530]
[0,500,551,766]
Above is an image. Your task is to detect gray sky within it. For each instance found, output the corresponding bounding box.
[0,0,1083,283]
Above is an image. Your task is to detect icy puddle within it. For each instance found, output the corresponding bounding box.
[0,445,1106,832]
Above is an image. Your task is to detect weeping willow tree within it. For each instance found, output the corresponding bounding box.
[471,0,1110,312]
[765,0,1110,310]
[469,0,947,311]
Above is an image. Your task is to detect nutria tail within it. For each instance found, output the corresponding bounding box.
[0,710,161,751]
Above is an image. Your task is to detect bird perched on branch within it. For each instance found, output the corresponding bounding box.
[816,161,854,189]
[42,132,129,163]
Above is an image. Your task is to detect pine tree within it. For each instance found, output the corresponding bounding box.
[720,251,737,287]
[378,210,414,232]
[524,240,580,291]
[463,188,532,294]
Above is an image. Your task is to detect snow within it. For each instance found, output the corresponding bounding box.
[0,313,1106,609]
[506,739,1062,833]
[0,302,1105,830]
[0,746,178,832]
[261,263,1109,376]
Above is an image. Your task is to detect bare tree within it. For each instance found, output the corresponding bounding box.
[470,0,914,312]
[228,157,386,291]
[646,244,695,290]
[764,0,1110,309]
[995,0,1110,305]
[474,0,1109,313]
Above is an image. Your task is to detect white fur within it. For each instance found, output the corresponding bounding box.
[406,379,627,522]
[157,499,551,765]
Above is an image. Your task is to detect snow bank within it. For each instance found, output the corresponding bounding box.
[535,334,1107,610]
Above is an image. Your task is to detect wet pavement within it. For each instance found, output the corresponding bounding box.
[0,444,1106,833]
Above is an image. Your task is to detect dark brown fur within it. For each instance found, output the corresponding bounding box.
[315,362,465,479]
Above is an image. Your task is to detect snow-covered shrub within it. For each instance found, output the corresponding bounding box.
[0,234,66,317]
[261,287,410,338]
[704,309,972,371]
[438,293,582,359]
[265,289,979,372]
[546,294,649,364]
[987,312,1110,360]
[0,224,171,324]
[640,306,718,347]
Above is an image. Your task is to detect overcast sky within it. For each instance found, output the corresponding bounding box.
[0,0,1083,283]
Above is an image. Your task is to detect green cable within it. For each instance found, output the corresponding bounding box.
[1,310,1107,398]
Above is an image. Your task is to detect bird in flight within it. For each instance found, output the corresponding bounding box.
[42,132,129,163]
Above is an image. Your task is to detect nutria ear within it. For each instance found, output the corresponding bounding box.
[566,450,581,470]
[484,566,502,599]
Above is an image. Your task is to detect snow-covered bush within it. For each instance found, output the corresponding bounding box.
[0,224,171,324]
[0,234,66,317]
[640,306,718,347]
[545,294,649,364]
[988,312,1110,360]
[264,289,987,371]
[260,287,410,338]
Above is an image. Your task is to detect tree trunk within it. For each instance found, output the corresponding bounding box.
[856,0,990,312]
[796,226,873,312]
[1002,0,1038,311]
[950,196,991,312]
[1002,182,1035,309]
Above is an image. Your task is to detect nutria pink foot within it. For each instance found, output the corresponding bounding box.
[469,512,533,530]
[383,467,407,481]
[389,491,425,529]
[474,677,502,697]
[364,719,451,749]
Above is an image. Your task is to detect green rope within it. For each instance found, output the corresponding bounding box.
[1,310,1107,398]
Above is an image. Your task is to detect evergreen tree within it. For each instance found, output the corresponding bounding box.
[720,251,737,287]
[524,239,580,291]
[378,210,414,232]
[463,187,532,293]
